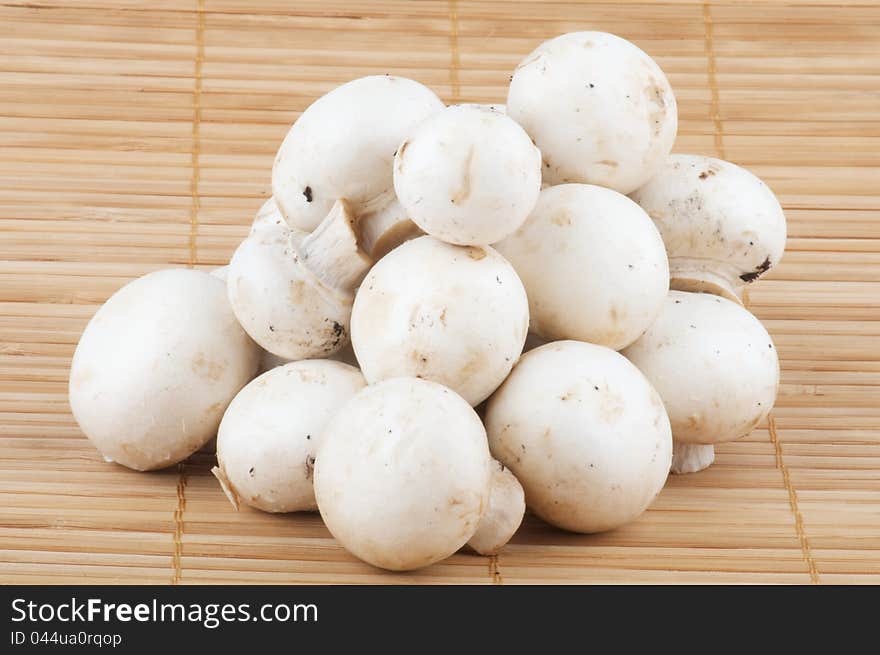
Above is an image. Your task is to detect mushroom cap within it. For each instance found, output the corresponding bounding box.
[314,377,492,571]
[214,360,365,513]
[629,154,787,298]
[393,104,542,246]
[467,459,526,556]
[272,75,444,231]
[507,31,677,194]
[485,340,672,533]
[227,227,352,360]
[622,290,780,445]
[495,184,669,350]
[69,269,260,471]
[350,236,529,406]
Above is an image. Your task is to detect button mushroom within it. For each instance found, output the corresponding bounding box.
[629,154,787,302]
[393,104,542,245]
[314,377,492,571]
[467,459,526,556]
[272,75,444,233]
[485,340,672,533]
[212,359,365,513]
[350,235,529,406]
[494,183,669,350]
[227,199,371,360]
[68,269,260,471]
[507,31,677,194]
[622,290,780,474]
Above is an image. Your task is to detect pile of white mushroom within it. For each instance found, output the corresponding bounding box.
[69,31,785,571]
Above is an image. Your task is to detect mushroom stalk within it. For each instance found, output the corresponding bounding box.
[668,259,745,305]
[357,198,423,260]
[297,199,371,291]
[671,442,715,475]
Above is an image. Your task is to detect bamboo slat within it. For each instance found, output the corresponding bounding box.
[0,0,878,584]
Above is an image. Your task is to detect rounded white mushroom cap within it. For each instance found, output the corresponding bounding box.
[629,154,787,301]
[272,75,444,232]
[485,340,672,533]
[507,31,677,194]
[227,225,350,360]
[351,236,529,406]
[69,269,260,471]
[467,459,526,556]
[622,290,780,446]
[495,184,669,350]
[227,201,368,361]
[213,360,365,513]
[393,104,542,245]
[314,377,492,571]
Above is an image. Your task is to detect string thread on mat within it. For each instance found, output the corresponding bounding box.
[188,0,206,268]
[488,554,503,584]
[705,1,817,584]
[448,0,461,104]
[172,0,204,585]
[702,1,727,161]
[769,416,820,584]
[447,2,502,585]
[171,462,188,585]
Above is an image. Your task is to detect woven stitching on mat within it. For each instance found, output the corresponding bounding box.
[172,0,206,585]
[703,0,819,584]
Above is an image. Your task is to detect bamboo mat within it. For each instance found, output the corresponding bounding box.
[1,0,878,585]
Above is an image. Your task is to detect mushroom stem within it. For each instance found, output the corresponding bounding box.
[669,258,743,305]
[211,465,241,511]
[297,199,372,291]
[670,442,715,474]
[358,198,423,260]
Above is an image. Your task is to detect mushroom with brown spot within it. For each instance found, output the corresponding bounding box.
[507,31,677,194]
[622,291,780,473]
[495,184,669,350]
[69,269,260,471]
[350,236,529,406]
[212,359,365,513]
[485,340,672,533]
[314,377,492,571]
[629,154,787,301]
[393,104,542,246]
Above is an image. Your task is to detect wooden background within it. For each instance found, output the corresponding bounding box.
[1,0,878,584]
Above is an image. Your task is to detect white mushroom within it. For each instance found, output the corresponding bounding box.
[273,75,444,232]
[69,269,260,471]
[485,340,672,533]
[622,290,780,474]
[629,154,787,302]
[467,459,526,556]
[393,104,542,245]
[212,360,365,513]
[227,199,370,360]
[495,184,669,350]
[350,236,529,406]
[507,31,677,194]
[314,377,492,571]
